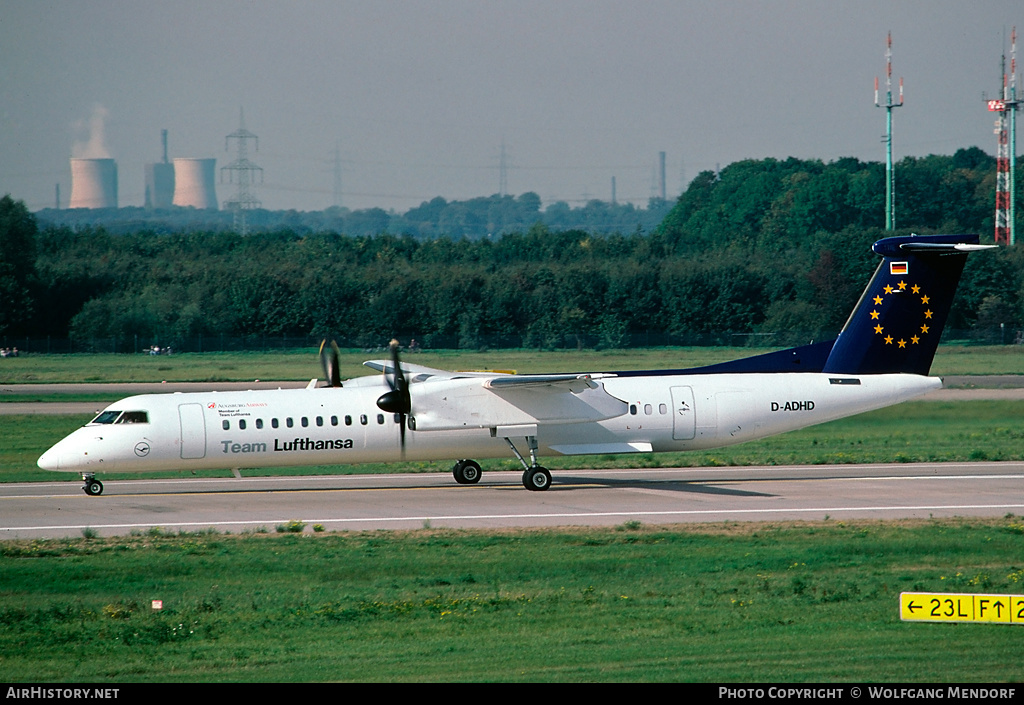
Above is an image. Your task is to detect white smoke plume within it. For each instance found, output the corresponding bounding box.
[72,104,111,158]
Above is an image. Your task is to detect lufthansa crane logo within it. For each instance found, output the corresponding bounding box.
[134,442,151,457]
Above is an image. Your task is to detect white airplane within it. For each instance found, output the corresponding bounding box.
[39,233,992,496]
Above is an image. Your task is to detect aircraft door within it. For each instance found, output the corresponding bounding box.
[178,403,207,459]
[670,386,695,440]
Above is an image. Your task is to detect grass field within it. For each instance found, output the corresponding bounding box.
[1,518,1021,682]
[2,344,1023,385]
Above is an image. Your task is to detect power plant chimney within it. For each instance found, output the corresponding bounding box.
[172,158,218,209]
[69,158,118,208]
[145,130,175,208]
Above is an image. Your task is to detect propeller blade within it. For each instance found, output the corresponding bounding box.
[376,339,411,458]
[319,339,342,387]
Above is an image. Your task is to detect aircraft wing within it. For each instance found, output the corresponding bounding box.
[363,360,508,381]
[409,374,626,432]
[362,359,625,431]
[485,373,603,393]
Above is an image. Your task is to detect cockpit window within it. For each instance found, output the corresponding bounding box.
[90,410,149,425]
[90,411,121,425]
[116,411,149,424]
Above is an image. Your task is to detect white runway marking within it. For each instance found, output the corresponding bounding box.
[6,503,1024,535]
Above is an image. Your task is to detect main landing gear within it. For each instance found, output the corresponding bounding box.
[82,473,104,496]
[505,436,551,491]
[452,459,482,485]
[453,435,552,491]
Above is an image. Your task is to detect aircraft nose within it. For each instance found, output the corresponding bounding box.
[37,449,60,471]
[37,437,93,472]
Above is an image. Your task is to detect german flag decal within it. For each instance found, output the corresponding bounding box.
[890,261,909,275]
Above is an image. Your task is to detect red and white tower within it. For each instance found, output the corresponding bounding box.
[988,27,1019,246]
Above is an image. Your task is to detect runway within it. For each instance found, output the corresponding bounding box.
[2,462,1022,539]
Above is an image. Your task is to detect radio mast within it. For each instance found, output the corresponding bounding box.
[875,32,903,231]
[498,140,508,197]
[988,27,1019,246]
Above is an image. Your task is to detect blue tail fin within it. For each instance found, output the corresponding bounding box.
[822,233,993,376]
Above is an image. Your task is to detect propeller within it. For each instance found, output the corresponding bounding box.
[319,339,342,388]
[376,339,411,454]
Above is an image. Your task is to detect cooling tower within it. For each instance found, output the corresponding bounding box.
[172,158,218,209]
[144,162,175,208]
[69,158,118,208]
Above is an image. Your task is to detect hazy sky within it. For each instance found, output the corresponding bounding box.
[1,0,1021,212]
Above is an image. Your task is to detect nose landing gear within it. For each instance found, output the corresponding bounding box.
[82,474,104,496]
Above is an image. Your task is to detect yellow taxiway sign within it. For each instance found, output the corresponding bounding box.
[901,592,1024,624]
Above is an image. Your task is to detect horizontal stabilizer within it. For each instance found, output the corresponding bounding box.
[896,242,997,253]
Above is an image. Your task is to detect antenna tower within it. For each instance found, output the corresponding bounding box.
[875,32,903,230]
[332,142,343,208]
[221,109,263,235]
[659,151,667,200]
[988,27,1020,246]
[498,141,508,196]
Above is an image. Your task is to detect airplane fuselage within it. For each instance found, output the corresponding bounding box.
[37,371,940,476]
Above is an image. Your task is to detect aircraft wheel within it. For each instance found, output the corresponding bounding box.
[83,479,104,496]
[522,466,551,492]
[453,459,482,485]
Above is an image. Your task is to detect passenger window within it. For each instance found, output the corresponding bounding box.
[629,405,637,415]
[360,414,367,425]
[331,416,338,426]
[239,419,247,430]
[256,419,264,429]
[286,418,294,428]
[272,418,279,429]
[659,404,667,414]
[301,417,309,428]
[345,415,352,426]
[394,413,402,424]
[316,416,323,427]
[223,420,230,430]
[644,404,653,415]
[377,414,384,425]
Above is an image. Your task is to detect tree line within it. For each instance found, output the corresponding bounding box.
[2,148,1022,350]
[35,192,673,240]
